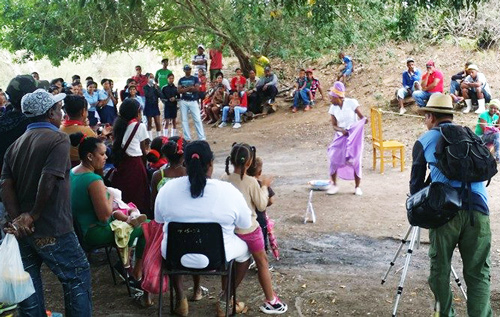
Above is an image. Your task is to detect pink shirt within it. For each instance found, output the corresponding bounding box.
[423,70,444,93]
[209,49,223,70]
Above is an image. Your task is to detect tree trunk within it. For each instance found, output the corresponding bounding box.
[228,42,253,77]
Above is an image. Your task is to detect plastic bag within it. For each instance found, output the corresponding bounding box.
[141,221,168,294]
[0,234,35,303]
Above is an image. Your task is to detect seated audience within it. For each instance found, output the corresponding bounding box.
[450,61,472,103]
[462,64,491,114]
[219,88,248,129]
[205,84,229,124]
[230,68,247,92]
[245,70,260,114]
[396,58,421,115]
[155,141,252,316]
[256,66,278,113]
[412,60,443,107]
[215,71,232,92]
[292,69,311,113]
[305,68,324,102]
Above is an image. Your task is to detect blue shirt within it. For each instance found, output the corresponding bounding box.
[343,56,353,71]
[178,76,200,101]
[402,69,422,90]
[83,91,99,112]
[411,122,489,214]
[98,90,114,107]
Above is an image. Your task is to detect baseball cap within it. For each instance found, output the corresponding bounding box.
[467,64,479,71]
[426,60,435,67]
[264,66,271,71]
[183,64,192,71]
[406,58,415,63]
[198,44,205,50]
[5,75,38,109]
[305,68,314,74]
[21,89,66,117]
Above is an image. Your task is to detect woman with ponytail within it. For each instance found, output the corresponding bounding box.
[155,141,252,316]
[111,99,151,217]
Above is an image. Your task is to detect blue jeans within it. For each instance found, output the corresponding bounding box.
[412,90,435,107]
[450,80,461,95]
[293,89,310,108]
[180,100,205,141]
[18,231,92,317]
[222,106,247,123]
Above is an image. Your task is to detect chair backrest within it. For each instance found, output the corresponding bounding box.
[166,222,227,272]
[370,107,383,144]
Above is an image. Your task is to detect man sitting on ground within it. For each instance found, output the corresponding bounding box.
[462,64,491,114]
[449,61,472,103]
[396,58,421,115]
[256,66,278,114]
[412,60,443,107]
[245,70,260,114]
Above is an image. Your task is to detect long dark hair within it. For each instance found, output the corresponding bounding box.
[162,136,186,165]
[112,98,140,165]
[185,141,213,198]
[225,143,256,180]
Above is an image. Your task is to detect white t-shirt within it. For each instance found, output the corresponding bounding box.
[155,177,252,266]
[121,122,149,157]
[464,72,491,95]
[192,54,207,74]
[328,98,360,129]
[222,78,231,92]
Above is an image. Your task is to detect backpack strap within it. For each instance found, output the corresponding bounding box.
[123,123,140,154]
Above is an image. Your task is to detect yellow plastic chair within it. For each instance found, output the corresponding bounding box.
[371,107,405,173]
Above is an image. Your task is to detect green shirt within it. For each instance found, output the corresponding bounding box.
[70,171,107,236]
[155,68,173,90]
[475,111,499,136]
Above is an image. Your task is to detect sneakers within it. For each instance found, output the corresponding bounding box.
[399,107,407,115]
[260,296,288,315]
[355,187,363,196]
[233,123,241,129]
[218,122,227,128]
[249,259,257,270]
[326,185,339,195]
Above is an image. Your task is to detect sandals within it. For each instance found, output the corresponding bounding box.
[189,285,209,301]
[216,298,248,316]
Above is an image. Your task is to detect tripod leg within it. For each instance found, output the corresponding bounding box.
[392,226,419,317]
[381,225,413,285]
[451,266,467,300]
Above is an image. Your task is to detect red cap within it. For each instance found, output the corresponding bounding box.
[305,68,314,74]
[426,60,435,67]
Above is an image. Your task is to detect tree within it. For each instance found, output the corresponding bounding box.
[0,0,485,71]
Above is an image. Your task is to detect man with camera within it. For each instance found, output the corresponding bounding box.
[410,93,492,316]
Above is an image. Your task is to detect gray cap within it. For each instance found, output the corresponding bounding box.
[21,89,66,117]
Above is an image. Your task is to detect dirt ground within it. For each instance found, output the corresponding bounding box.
[35,43,500,316]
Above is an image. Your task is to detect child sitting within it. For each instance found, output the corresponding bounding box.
[218,88,248,129]
[146,136,169,174]
[205,84,228,124]
[221,143,287,315]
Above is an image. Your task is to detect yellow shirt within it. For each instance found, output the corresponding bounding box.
[253,56,270,78]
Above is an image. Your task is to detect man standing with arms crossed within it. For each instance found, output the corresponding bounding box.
[410,93,492,316]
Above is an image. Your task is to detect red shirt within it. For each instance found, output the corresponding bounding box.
[230,76,247,91]
[239,92,247,108]
[209,49,223,70]
[199,75,207,92]
[423,69,444,93]
[132,74,148,96]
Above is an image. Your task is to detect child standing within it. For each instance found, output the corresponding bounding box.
[221,143,287,315]
[247,157,275,253]
[161,73,179,137]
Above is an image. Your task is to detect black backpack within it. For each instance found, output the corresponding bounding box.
[434,125,497,184]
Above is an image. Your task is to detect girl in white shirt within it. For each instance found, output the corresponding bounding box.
[111,99,152,217]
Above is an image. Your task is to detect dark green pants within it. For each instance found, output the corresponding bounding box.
[428,210,492,317]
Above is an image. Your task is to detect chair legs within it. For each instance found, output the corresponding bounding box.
[169,275,174,315]
[392,150,396,167]
[113,246,132,297]
[400,147,405,171]
[374,147,405,173]
[231,263,236,316]
[380,147,385,174]
[372,147,377,170]
[104,247,116,285]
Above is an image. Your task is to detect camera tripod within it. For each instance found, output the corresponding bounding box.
[381,225,467,316]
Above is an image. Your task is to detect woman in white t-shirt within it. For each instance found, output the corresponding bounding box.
[155,140,252,315]
[327,81,366,196]
[111,99,152,217]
